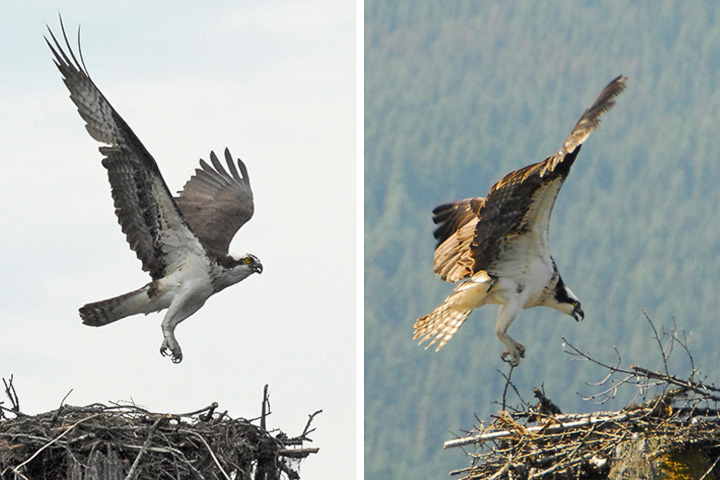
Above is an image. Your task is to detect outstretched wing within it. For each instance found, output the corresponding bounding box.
[175,148,254,255]
[46,20,205,280]
[433,76,627,282]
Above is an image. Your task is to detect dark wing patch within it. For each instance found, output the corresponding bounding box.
[467,151,580,274]
[175,148,254,255]
[47,19,203,279]
[432,198,485,248]
[433,76,627,281]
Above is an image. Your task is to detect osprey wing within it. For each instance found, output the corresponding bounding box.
[433,76,627,281]
[175,148,254,255]
[432,197,485,282]
[47,21,204,279]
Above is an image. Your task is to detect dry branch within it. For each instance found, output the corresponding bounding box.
[444,411,634,449]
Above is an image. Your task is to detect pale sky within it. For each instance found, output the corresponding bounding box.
[0,2,357,478]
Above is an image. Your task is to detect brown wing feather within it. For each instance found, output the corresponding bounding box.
[175,148,254,255]
[432,198,485,282]
[432,76,627,281]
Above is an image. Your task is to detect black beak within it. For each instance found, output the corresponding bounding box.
[254,263,264,274]
[573,306,584,322]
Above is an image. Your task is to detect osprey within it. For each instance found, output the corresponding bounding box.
[47,21,263,363]
[414,76,626,366]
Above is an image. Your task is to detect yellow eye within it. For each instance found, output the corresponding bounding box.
[573,301,580,308]
[244,257,252,265]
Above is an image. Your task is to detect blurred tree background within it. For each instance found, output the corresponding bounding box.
[364,2,720,478]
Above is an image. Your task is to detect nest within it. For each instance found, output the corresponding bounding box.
[0,383,319,480]
[445,322,720,480]
[446,392,720,479]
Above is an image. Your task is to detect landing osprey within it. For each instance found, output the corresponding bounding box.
[414,76,626,366]
[47,21,263,363]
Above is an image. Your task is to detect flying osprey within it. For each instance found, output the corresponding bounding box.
[47,21,263,363]
[414,76,626,366]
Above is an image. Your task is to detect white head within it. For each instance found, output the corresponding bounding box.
[213,253,263,292]
[550,276,584,321]
[233,253,263,275]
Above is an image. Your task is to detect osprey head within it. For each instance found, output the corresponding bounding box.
[552,277,584,322]
[211,253,262,293]
[236,253,263,274]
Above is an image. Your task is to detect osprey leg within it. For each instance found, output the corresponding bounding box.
[495,301,526,367]
[158,293,207,363]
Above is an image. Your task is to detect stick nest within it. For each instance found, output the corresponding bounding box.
[0,387,319,480]
[447,392,720,479]
[445,319,720,480]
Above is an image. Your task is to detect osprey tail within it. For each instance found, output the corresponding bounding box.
[414,273,495,350]
[413,299,472,351]
[80,285,153,327]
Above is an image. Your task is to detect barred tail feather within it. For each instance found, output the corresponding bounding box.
[80,286,152,327]
[413,302,472,351]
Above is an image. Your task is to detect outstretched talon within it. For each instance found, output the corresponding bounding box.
[160,336,183,363]
[501,350,519,366]
[501,342,525,367]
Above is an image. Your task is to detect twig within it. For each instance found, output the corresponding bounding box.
[182,430,232,480]
[487,454,512,480]
[301,410,323,439]
[50,389,74,428]
[199,402,218,422]
[172,402,221,418]
[261,384,270,431]
[631,366,720,402]
[699,452,720,480]
[3,375,20,413]
[644,310,671,378]
[123,416,162,480]
[500,364,515,411]
[563,338,624,374]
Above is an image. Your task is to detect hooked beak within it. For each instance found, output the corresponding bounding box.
[573,306,584,322]
[253,262,264,274]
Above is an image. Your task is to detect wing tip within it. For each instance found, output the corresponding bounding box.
[197,149,249,186]
[46,14,90,77]
[555,74,628,159]
[586,74,628,120]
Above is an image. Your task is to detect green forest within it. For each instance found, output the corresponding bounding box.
[365,2,720,478]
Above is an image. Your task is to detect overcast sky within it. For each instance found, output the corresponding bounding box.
[0,2,357,478]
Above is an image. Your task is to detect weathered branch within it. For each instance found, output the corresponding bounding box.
[278,447,321,458]
[444,411,634,449]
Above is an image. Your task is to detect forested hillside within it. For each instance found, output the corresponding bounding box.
[365,2,720,479]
